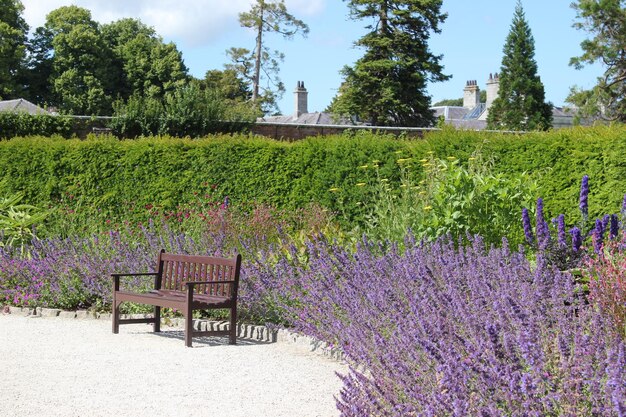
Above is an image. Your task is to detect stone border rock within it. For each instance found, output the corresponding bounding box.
[2,305,345,362]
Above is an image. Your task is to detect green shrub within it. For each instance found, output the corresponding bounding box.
[354,152,538,246]
[0,112,73,139]
[0,125,625,241]
[109,84,256,138]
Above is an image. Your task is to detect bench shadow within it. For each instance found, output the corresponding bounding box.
[135,328,272,347]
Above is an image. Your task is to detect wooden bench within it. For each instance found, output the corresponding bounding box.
[112,250,242,347]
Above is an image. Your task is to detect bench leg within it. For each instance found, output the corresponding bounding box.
[112,301,120,334]
[153,306,161,332]
[184,299,193,348]
[229,305,237,345]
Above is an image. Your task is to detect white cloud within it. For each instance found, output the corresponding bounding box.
[21,0,325,46]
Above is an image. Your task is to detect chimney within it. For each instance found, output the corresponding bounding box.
[486,72,500,109]
[463,80,480,109]
[294,81,308,119]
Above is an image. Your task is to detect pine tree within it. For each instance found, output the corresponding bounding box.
[234,0,308,115]
[568,0,626,122]
[487,1,552,131]
[330,0,449,127]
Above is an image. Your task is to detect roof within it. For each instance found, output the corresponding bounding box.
[0,99,50,115]
[258,112,356,125]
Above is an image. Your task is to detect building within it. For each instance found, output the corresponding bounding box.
[433,74,580,130]
[0,98,51,115]
[258,81,355,126]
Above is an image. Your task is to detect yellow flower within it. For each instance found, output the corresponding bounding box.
[381,178,389,182]
[359,164,369,169]
[469,157,476,161]
[424,206,433,211]
[372,159,381,164]
[356,182,366,187]
[395,150,403,154]
[427,151,434,155]
[419,159,428,163]
[447,156,456,161]
[400,184,408,188]
[329,187,340,192]
[419,191,427,195]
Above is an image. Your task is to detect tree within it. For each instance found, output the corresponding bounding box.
[202,69,252,102]
[102,18,188,100]
[234,0,309,113]
[329,0,449,127]
[0,0,28,99]
[568,0,626,122]
[487,1,552,131]
[29,6,115,115]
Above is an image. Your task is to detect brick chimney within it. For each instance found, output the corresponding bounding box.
[486,72,500,109]
[463,80,480,109]
[294,81,308,119]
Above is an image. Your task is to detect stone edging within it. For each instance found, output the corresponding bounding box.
[2,306,345,362]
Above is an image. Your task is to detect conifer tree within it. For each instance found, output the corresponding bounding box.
[330,0,449,127]
[568,0,626,122]
[487,1,552,131]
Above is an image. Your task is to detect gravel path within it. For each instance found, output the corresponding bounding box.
[0,314,347,417]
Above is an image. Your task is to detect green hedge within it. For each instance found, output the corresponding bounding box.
[0,125,625,236]
[0,113,74,139]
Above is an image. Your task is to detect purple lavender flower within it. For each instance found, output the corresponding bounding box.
[622,194,626,222]
[610,214,619,240]
[535,198,550,250]
[556,214,567,248]
[522,208,534,245]
[593,218,604,255]
[570,227,582,252]
[579,175,589,221]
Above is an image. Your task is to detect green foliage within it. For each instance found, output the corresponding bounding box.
[0,0,28,99]
[0,112,73,138]
[568,0,626,122]
[487,1,552,131]
[21,7,189,115]
[330,0,449,127]
[355,153,538,246]
[0,192,49,255]
[433,98,463,107]
[109,84,256,138]
[37,6,115,115]
[1,126,626,242]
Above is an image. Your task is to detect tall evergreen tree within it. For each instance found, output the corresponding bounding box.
[567,0,626,122]
[487,1,552,131]
[329,0,449,127]
[0,0,28,99]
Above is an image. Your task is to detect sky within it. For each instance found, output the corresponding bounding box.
[20,0,602,115]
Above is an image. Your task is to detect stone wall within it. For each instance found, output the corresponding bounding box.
[250,122,435,141]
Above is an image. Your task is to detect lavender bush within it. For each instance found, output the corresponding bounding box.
[246,234,626,416]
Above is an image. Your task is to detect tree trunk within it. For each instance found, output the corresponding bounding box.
[252,1,264,103]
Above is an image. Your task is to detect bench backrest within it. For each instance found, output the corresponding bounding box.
[156,251,241,298]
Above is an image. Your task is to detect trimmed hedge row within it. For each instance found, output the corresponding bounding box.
[0,113,74,139]
[0,125,624,234]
